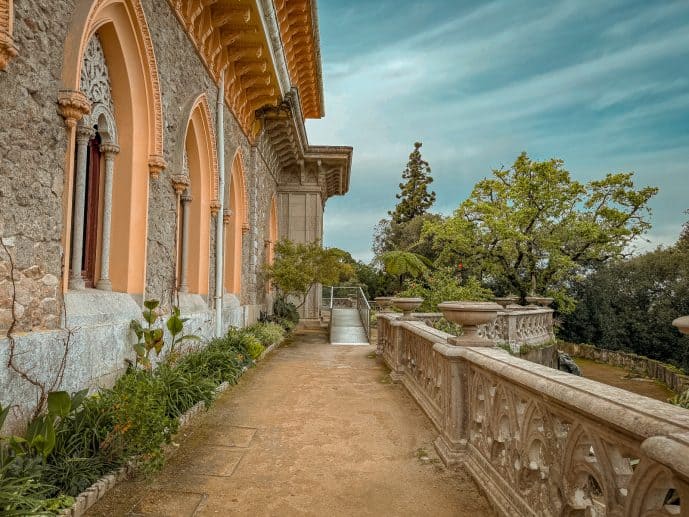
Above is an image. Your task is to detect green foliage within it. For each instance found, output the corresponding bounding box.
[130,301,200,368]
[424,152,657,308]
[376,250,430,283]
[373,214,441,261]
[0,317,282,512]
[399,267,493,312]
[388,142,436,224]
[431,317,463,336]
[272,295,299,329]
[246,322,285,347]
[669,389,689,409]
[264,240,355,308]
[559,238,689,371]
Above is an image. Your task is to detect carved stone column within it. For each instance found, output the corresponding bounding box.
[69,125,94,290]
[96,143,119,290]
[178,190,192,293]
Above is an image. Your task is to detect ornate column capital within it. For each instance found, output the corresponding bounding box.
[148,154,167,179]
[210,200,220,216]
[181,191,193,204]
[75,124,95,144]
[57,89,91,129]
[0,29,18,71]
[100,143,120,156]
[223,208,233,225]
[242,223,250,234]
[170,174,190,195]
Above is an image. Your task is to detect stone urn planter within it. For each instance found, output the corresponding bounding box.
[525,295,554,308]
[493,296,518,309]
[390,297,423,320]
[672,316,689,335]
[374,296,394,312]
[437,301,502,346]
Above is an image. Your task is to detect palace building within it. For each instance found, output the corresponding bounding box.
[0,0,351,421]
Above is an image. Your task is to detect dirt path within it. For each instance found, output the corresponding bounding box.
[87,329,493,516]
[575,358,675,402]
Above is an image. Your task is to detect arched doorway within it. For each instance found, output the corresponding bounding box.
[224,152,248,296]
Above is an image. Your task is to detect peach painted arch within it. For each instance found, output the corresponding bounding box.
[180,93,219,295]
[59,0,162,295]
[61,0,164,170]
[265,194,278,293]
[224,150,249,295]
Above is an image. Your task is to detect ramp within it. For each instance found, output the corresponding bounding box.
[330,308,369,345]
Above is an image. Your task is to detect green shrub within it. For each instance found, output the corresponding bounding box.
[273,296,299,327]
[431,317,463,336]
[399,268,493,312]
[246,322,285,347]
[239,334,265,360]
[670,389,689,409]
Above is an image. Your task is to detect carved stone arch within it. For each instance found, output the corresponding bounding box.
[60,0,164,175]
[171,93,219,205]
[58,0,164,295]
[488,384,521,485]
[0,0,18,70]
[224,150,249,295]
[561,423,613,514]
[624,460,683,516]
[178,93,219,296]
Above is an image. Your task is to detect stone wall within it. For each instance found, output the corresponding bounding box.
[0,0,279,427]
[559,342,689,394]
[0,0,73,333]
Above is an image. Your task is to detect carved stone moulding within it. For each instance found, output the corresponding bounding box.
[148,154,167,179]
[170,173,190,194]
[0,29,18,71]
[57,89,92,128]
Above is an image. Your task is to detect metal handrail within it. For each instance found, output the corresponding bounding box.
[322,286,371,340]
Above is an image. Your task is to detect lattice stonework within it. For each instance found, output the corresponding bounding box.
[0,0,17,70]
[80,34,115,130]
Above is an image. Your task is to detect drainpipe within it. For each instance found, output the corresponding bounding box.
[214,71,225,337]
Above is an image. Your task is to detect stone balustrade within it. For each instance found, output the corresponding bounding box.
[409,308,554,348]
[377,313,689,516]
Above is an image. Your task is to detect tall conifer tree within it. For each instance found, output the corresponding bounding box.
[389,142,436,224]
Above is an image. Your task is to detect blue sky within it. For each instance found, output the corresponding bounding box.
[305,0,689,262]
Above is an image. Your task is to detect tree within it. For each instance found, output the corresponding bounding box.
[425,152,658,309]
[372,213,441,261]
[263,240,355,308]
[375,250,430,290]
[398,267,493,312]
[388,142,436,224]
[559,236,689,371]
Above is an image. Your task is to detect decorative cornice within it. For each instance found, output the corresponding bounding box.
[57,89,91,128]
[167,0,282,136]
[148,154,167,179]
[273,0,322,119]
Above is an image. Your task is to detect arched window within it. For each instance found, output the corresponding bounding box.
[59,0,164,295]
[224,152,248,296]
[69,33,119,290]
[175,95,218,298]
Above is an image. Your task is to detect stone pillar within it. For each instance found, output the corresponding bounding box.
[432,342,470,465]
[69,125,94,290]
[179,190,192,293]
[96,143,119,290]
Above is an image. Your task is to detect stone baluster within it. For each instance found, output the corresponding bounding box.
[96,143,119,290]
[69,125,94,290]
[178,190,192,293]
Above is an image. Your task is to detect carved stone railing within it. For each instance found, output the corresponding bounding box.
[377,313,689,516]
[412,308,554,348]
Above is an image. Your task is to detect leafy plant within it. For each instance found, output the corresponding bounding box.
[130,300,200,368]
[399,267,493,312]
[669,389,689,409]
[246,322,285,347]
